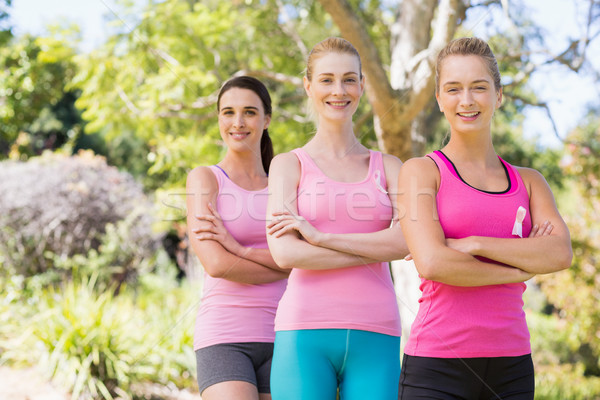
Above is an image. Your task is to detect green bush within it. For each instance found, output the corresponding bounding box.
[535,364,600,400]
[0,272,198,399]
[50,210,166,293]
[0,150,159,284]
[529,311,600,399]
[131,273,198,389]
[6,277,142,399]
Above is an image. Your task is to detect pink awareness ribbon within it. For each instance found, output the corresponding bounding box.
[512,206,527,238]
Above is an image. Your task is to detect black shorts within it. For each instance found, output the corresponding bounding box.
[399,353,534,400]
[195,342,274,394]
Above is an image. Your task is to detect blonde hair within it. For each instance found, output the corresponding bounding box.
[436,37,501,93]
[306,37,362,81]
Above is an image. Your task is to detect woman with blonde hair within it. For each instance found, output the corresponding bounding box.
[266,37,408,400]
[397,37,572,399]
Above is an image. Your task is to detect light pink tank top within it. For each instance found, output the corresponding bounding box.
[193,166,287,350]
[404,150,533,358]
[274,148,401,336]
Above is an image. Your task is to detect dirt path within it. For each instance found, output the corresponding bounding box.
[0,366,69,400]
[0,366,202,400]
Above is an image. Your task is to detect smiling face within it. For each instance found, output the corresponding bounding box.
[304,52,364,123]
[436,54,502,136]
[217,87,270,153]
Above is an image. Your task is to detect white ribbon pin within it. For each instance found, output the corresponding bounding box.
[373,170,388,194]
[512,206,527,238]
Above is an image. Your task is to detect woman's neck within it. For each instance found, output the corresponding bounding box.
[309,119,362,157]
[443,135,498,168]
[220,151,266,178]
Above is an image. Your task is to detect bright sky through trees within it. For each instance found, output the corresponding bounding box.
[9,0,599,148]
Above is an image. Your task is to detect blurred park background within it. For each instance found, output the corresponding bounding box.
[0,0,599,399]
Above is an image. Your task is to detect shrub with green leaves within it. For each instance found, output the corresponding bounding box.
[0,150,159,284]
[529,311,600,399]
[0,274,198,399]
[1,276,140,399]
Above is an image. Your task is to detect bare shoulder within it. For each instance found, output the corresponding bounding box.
[271,151,301,166]
[186,165,217,191]
[397,156,440,191]
[400,156,438,176]
[381,152,403,170]
[514,166,551,190]
[381,153,403,187]
[269,151,301,178]
[515,166,546,182]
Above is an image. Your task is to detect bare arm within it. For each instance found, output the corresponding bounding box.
[186,166,288,284]
[266,153,380,270]
[448,168,572,274]
[268,154,408,262]
[193,202,284,271]
[397,157,534,287]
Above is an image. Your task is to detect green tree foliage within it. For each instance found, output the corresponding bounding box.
[536,109,600,378]
[72,0,319,193]
[71,0,562,190]
[0,33,82,158]
[0,25,160,185]
[0,0,12,46]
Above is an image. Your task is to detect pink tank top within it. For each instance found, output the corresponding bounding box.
[274,148,401,336]
[404,150,533,358]
[193,166,287,350]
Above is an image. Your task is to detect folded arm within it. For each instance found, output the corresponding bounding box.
[186,167,288,283]
[268,154,408,262]
[193,202,283,271]
[397,157,534,287]
[266,153,380,270]
[447,168,572,274]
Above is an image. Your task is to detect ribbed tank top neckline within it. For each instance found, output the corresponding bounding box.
[430,150,520,196]
[209,165,268,194]
[291,147,376,185]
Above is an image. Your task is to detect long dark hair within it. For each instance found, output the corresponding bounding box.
[217,76,274,174]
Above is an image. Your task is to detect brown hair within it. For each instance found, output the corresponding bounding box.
[435,37,501,93]
[306,37,362,81]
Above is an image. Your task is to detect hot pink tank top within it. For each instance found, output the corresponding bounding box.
[404,150,533,358]
[274,148,401,336]
[193,166,287,350]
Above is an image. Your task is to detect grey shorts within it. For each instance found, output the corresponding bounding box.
[195,342,274,394]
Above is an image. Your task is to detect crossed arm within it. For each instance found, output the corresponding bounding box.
[186,166,288,284]
[396,158,572,287]
[266,152,409,270]
[445,167,572,274]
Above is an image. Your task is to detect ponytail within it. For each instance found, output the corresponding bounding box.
[260,129,274,174]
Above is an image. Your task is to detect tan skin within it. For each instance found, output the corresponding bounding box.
[266,52,408,270]
[186,87,287,400]
[397,54,572,287]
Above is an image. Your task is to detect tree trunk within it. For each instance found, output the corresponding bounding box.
[318,0,467,159]
[317,0,468,336]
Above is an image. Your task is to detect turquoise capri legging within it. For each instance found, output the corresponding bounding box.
[270,329,401,400]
